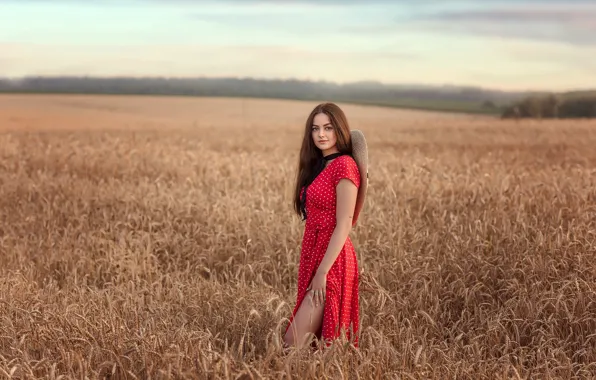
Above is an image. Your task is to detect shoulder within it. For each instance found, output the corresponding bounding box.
[332,154,360,186]
[338,154,356,165]
[330,154,356,167]
[333,155,358,172]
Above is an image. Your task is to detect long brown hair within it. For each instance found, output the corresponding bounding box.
[293,102,353,219]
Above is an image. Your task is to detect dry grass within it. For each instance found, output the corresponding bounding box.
[1,94,596,379]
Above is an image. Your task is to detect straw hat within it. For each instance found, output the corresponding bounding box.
[350,130,368,226]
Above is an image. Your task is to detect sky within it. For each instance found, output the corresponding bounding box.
[1,0,595,91]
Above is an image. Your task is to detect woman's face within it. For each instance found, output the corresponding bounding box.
[311,113,338,155]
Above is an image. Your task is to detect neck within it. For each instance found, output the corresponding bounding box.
[322,151,343,168]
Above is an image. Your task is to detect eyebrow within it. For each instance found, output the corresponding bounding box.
[312,123,333,127]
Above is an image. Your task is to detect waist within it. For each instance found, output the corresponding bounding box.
[305,211,336,231]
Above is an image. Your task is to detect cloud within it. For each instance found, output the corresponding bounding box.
[0,42,420,80]
[501,39,596,73]
[186,0,395,4]
[403,5,596,46]
[422,9,596,31]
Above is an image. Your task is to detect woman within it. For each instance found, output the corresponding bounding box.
[283,102,361,349]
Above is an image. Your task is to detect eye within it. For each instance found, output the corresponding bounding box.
[311,126,319,131]
[325,127,333,131]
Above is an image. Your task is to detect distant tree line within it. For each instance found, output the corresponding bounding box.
[0,76,527,113]
[502,93,596,119]
[4,76,592,117]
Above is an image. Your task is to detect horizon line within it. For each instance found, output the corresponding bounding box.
[2,74,594,94]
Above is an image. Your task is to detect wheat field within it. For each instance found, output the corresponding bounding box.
[1,94,596,379]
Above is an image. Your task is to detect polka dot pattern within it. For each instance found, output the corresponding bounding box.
[286,155,361,346]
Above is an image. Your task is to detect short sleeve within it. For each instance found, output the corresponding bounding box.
[333,155,360,188]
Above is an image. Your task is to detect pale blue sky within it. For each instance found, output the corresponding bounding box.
[1,0,595,91]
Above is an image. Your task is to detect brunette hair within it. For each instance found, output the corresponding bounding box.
[293,102,353,219]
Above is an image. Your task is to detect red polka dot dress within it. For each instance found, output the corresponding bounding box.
[286,154,361,346]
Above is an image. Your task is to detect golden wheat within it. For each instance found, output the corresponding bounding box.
[1,94,596,379]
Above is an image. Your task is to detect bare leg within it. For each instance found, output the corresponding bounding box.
[284,294,325,348]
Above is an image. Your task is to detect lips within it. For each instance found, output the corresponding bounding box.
[319,140,328,143]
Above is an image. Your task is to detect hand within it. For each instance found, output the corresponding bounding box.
[307,271,327,308]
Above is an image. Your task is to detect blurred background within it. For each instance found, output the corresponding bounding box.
[1,0,595,117]
[2,2,596,378]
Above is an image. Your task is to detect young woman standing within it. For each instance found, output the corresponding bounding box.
[284,102,367,349]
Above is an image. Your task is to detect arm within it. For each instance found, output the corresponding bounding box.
[316,178,358,275]
[308,158,360,308]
